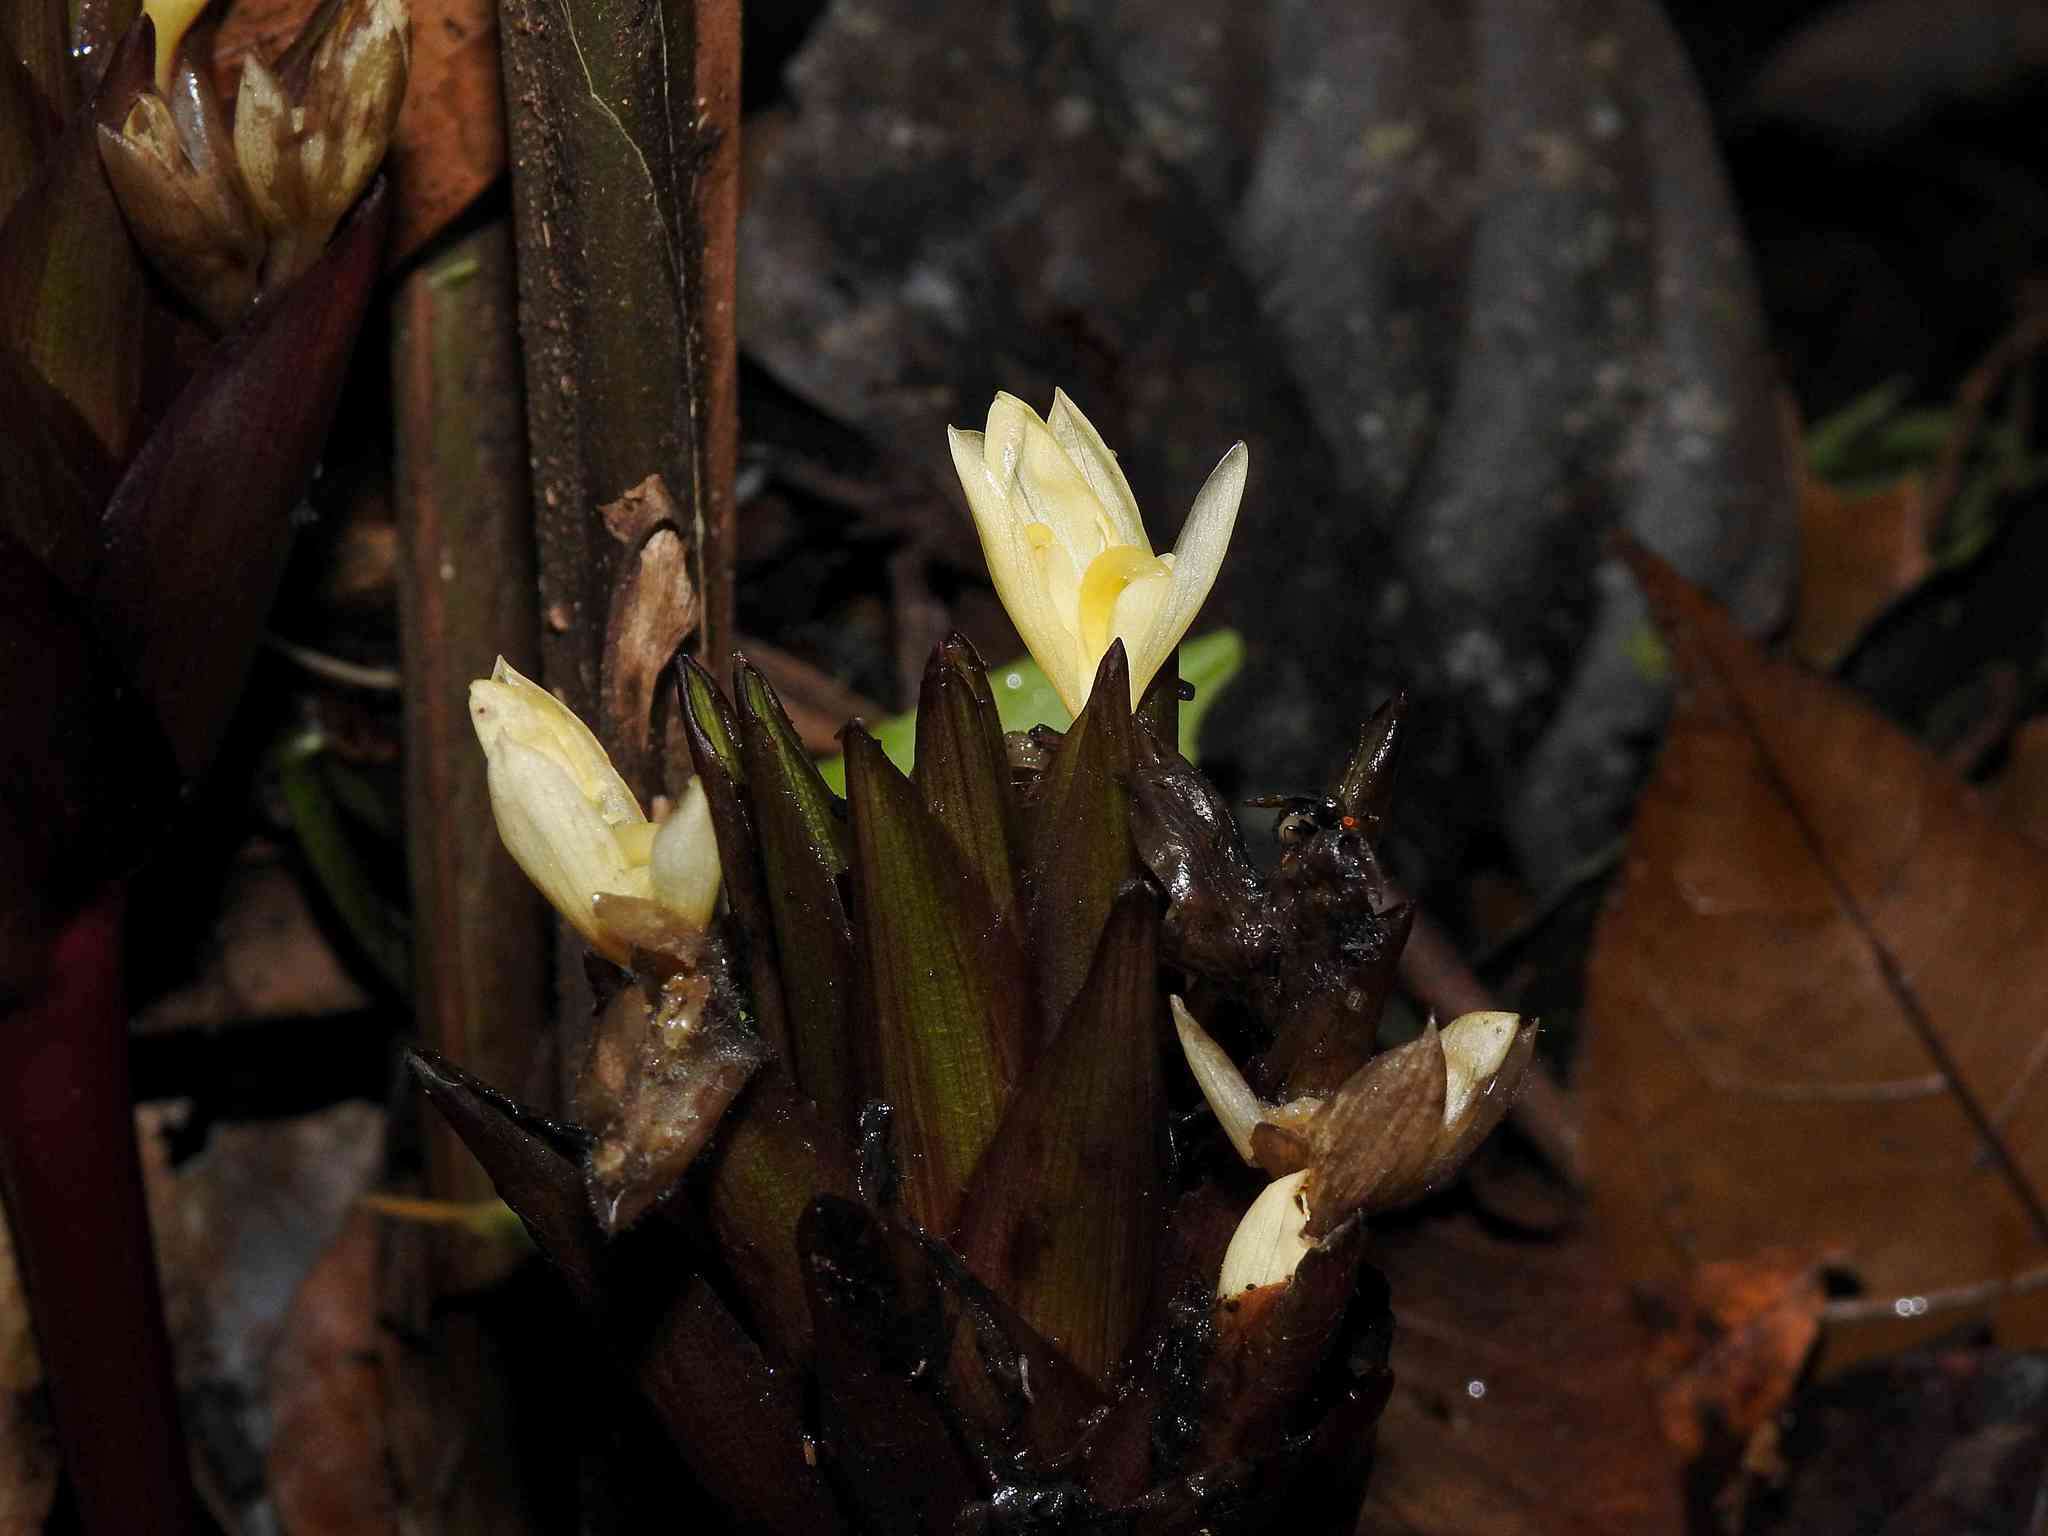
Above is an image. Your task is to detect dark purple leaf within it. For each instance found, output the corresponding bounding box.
[1025,642,1140,1043]
[844,724,1021,1235]
[90,174,390,775]
[678,655,792,1064]
[913,633,1022,930]
[406,1050,843,1535]
[700,1066,858,1365]
[735,657,859,1132]
[956,886,1165,1387]
[799,1196,981,1533]
[0,528,173,991]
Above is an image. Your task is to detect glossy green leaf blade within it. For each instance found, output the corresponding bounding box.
[736,659,858,1131]
[678,656,790,1063]
[844,725,1020,1235]
[90,176,390,775]
[814,627,1243,792]
[701,1069,857,1365]
[956,886,1165,1387]
[912,634,1018,928]
[1026,642,1140,1041]
[406,1050,843,1535]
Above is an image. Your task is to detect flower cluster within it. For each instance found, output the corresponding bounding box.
[441,389,1535,1532]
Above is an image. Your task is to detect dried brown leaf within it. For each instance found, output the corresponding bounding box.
[1586,547,2048,1366]
[266,1213,399,1536]
[1787,469,1935,667]
[1642,1249,1827,1464]
[1361,1208,1686,1535]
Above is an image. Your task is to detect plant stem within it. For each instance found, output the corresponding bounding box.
[0,887,202,1534]
[494,0,741,1092]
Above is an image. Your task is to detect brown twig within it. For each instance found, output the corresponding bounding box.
[392,221,554,1184]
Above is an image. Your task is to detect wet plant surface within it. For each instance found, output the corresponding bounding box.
[10,0,2048,1533]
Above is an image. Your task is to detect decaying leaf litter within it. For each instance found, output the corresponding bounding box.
[6,0,2048,1532]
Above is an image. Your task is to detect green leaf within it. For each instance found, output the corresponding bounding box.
[844,726,1022,1235]
[735,659,858,1132]
[815,627,1244,792]
[955,886,1165,1387]
[678,655,789,1062]
[912,635,1019,927]
[701,1069,857,1365]
[1026,642,1139,1042]
[276,729,411,994]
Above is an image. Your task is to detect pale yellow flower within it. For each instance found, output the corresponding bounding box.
[947,390,1246,715]
[469,658,719,962]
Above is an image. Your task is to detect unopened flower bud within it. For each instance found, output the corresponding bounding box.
[651,778,722,930]
[1217,1168,1315,1298]
[235,0,410,287]
[469,658,719,964]
[98,40,264,328]
[1427,1009,1537,1184]
[1185,997,1537,1295]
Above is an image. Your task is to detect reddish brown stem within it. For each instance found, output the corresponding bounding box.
[0,887,201,1534]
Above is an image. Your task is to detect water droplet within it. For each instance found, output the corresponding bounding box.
[1466,1378,1487,1400]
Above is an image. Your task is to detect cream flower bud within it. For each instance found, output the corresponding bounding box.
[99,51,265,328]
[471,658,653,962]
[1190,1001,1536,1295]
[1217,1168,1315,1298]
[234,0,410,287]
[470,658,719,963]
[650,778,721,931]
[947,390,1246,716]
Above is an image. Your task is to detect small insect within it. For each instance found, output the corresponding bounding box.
[1247,793,1359,848]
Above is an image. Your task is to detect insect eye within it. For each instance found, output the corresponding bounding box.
[1276,810,1319,847]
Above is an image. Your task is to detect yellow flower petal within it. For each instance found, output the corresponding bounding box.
[1047,388,1147,550]
[1128,440,1247,685]
[144,0,212,91]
